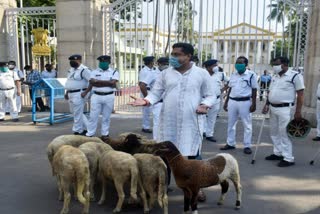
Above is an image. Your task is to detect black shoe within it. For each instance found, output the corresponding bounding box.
[167,187,174,193]
[278,160,295,167]
[206,136,217,142]
[203,133,206,138]
[0,118,5,121]
[80,130,87,136]
[12,118,19,122]
[73,132,81,135]
[312,136,320,141]
[40,108,46,112]
[142,128,152,133]
[265,154,284,161]
[243,147,252,154]
[220,144,236,150]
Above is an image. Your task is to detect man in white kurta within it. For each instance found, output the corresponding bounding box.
[130,43,215,157]
[313,82,320,141]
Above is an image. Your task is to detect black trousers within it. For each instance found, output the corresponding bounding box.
[29,89,45,111]
[260,82,270,97]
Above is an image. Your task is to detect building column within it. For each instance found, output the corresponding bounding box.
[245,40,250,58]
[56,0,105,77]
[257,41,262,64]
[223,40,228,63]
[302,0,320,127]
[0,0,17,62]
[212,41,217,59]
[235,41,239,58]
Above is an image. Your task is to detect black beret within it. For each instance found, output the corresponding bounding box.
[157,57,169,64]
[97,55,111,61]
[143,56,155,63]
[203,59,218,67]
[68,54,82,60]
[0,62,8,67]
[8,61,16,65]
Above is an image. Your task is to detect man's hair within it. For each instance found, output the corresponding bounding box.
[273,56,289,66]
[218,66,223,72]
[24,65,32,70]
[237,56,249,66]
[8,61,16,65]
[172,43,194,56]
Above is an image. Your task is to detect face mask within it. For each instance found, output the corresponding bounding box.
[212,66,219,73]
[169,57,182,69]
[8,65,15,70]
[0,67,9,72]
[70,61,79,68]
[272,65,282,74]
[99,62,109,70]
[159,65,169,71]
[235,64,246,74]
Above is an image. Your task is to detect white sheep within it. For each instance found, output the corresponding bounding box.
[98,149,149,213]
[134,153,168,214]
[47,135,104,175]
[78,142,113,201]
[52,145,90,214]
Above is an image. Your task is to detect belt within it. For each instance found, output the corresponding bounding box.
[0,87,14,91]
[68,88,87,93]
[217,95,221,99]
[229,97,251,101]
[93,91,114,96]
[270,103,294,108]
[318,97,320,101]
[158,99,163,103]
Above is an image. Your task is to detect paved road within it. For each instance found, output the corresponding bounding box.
[0,109,320,214]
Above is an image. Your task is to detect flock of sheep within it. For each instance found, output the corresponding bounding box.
[47,133,242,214]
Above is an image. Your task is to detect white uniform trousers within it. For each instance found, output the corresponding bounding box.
[205,100,221,137]
[142,105,151,129]
[0,89,18,119]
[317,100,320,137]
[86,93,115,136]
[68,92,88,133]
[227,99,252,148]
[152,102,163,140]
[270,106,294,162]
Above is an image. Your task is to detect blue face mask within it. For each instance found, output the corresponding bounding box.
[0,67,9,72]
[99,62,109,70]
[169,57,182,68]
[235,64,246,74]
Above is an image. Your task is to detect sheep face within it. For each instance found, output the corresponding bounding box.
[153,141,180,157]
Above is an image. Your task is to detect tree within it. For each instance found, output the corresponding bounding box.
[17,0,55,7]
[176,0,195,43]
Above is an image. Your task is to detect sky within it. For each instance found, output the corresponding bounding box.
[138,0,290,33]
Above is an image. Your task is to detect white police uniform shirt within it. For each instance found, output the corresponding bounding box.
[316,83,320,137]
[91,68,120,92]
[217,71,229,87]
[228,69,258,98]
[0,70,19,89]
[139,66,155,90]
[268,70,305,104]
[211,72,223,97]
[65,64,91,90]
[317,83,320,98]
[41,69,57,79]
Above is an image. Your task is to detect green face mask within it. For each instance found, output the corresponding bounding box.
[235,64,246,74]
[99,62,109,70]
[0,67,9,72]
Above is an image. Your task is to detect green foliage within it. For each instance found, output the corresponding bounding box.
[17,0,56,7]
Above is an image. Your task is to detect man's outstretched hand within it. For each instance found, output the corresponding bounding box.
[128,96,148,106]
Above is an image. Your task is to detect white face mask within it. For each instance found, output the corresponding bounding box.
[272,65,282,74]
[212,66,219,73]
[8,65,15,70]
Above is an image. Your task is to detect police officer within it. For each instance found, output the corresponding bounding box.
[42,64,57,79]
[83,55,119,138]
[7,61,24,113]
[263,56,305,167]
[313,82,320,141]
[64,54,91,135]
[221,56,258,154]
[139,56,155,133]
[0,62,20,122]
[203,59,226,142]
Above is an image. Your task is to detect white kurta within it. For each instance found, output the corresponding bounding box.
[145,64,215,156]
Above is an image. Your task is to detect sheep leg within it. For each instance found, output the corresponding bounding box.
[147,187,156,209]
[56,175,63,201]
[138,178,150,214]
[113,180,125,213]
[89,174,96,202]
[82,179,91,214]
[183,189,191,212]
[162,193,169,214]
[218,180,229,206]
[60,180,71,214]
[231,176,242,210]
[98,178,106,205]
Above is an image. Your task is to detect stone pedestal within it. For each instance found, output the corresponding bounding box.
[0,0,17,61]
[302,0,320,127]
[56,0,106,77]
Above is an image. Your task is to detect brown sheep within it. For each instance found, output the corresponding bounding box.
[78,142,113,201]
[47,135,104,175]
[98,149,148,213]
[134,154,168,214]
[153,141,242,213]
[52,145,90,214]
